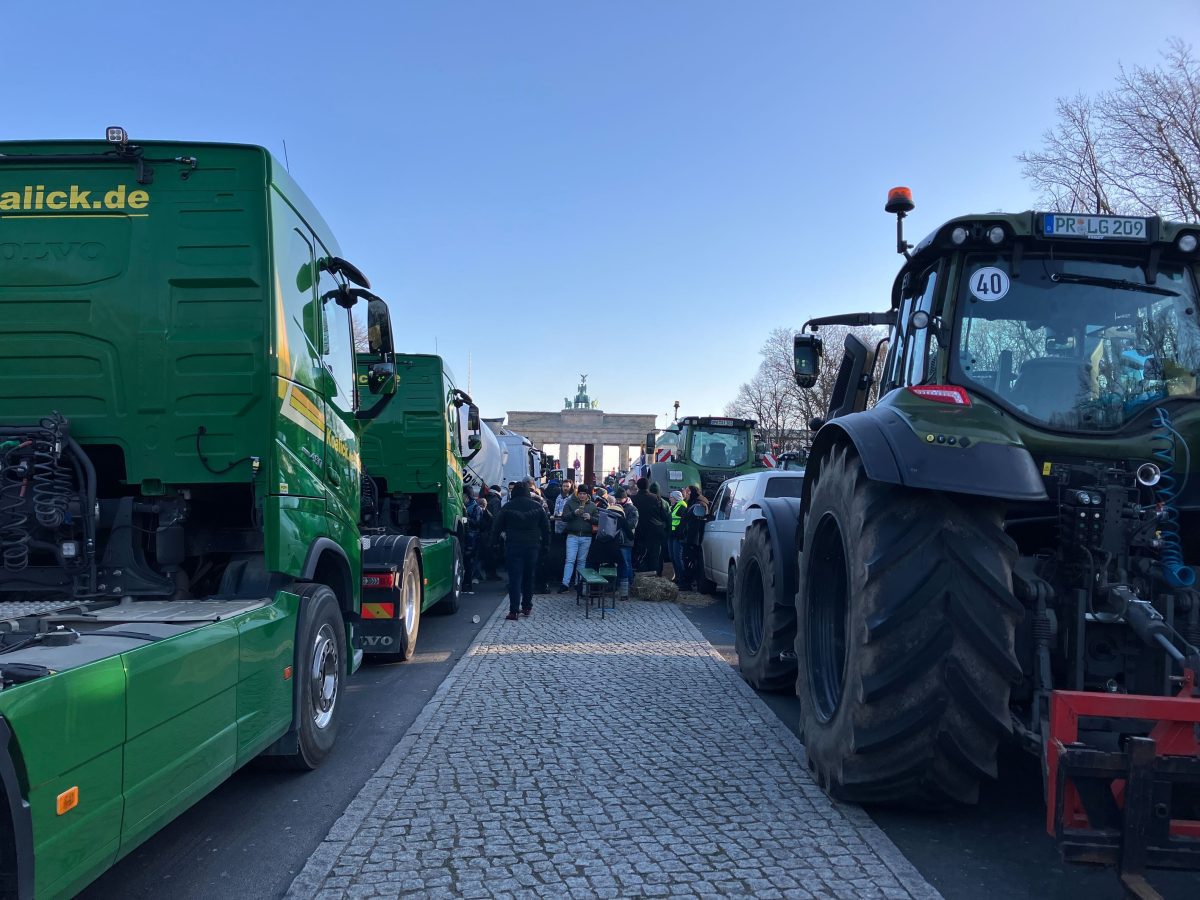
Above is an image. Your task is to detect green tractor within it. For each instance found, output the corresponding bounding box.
[750,189,1200,889]
[644,416,771,499]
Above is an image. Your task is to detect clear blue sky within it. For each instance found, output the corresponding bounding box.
[6,1,1195,429]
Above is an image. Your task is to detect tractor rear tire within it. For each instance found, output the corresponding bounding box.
[796,446,1021,806]
[734,522,797,692]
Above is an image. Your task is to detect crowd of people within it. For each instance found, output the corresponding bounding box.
[461,475,712,620]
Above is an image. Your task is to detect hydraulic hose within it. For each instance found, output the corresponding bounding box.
[1150,407,1196,588]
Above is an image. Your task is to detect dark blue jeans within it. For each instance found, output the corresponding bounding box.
[506,544,539,613]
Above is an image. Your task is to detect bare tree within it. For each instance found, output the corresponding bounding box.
[726,325,885,452]
[352,309,370,353]
[1019,39,1200,221]
[1018,94,1115,214]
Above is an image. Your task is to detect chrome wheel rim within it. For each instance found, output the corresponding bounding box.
[310,623,339,730]
[402,562,420,633]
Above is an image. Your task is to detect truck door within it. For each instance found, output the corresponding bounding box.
[315,266,361,549]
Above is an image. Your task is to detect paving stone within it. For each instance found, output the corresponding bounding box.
[285,598,940,899]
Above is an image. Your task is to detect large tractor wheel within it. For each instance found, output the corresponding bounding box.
[795,446,1021,806]
[734,522,797,692]
[279,583,344,770]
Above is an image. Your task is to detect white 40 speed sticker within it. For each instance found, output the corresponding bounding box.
[969,267,1010,301]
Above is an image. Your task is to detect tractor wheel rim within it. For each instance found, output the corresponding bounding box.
[310,623,339,730]
[742,558,765,654]
[806,511,849,723]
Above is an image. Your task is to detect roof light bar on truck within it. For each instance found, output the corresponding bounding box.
[0,127,196,184]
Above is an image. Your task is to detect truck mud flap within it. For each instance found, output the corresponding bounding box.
[1047,673,1200,897]
[354,616,404,653]
[357,562,410,655]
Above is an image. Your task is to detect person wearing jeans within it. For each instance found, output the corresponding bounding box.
[490,482,550,619]
[613,486,639,600]
[559,485,597,593]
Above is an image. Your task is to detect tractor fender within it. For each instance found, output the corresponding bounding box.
[801,405,1046,521]
[0,719,34,900]
[745,497,803,602]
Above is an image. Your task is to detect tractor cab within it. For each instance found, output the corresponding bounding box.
[648,417,757,498]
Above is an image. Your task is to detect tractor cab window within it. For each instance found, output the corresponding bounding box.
[954,253,1200,431]
[882,265,939,392]
[905,269,939,385]
[688,426,750,468]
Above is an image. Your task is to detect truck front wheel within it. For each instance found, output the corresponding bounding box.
[795,446,1021,806]
[281,583,343,770]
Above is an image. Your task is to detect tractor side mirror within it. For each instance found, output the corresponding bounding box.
[794,334,823,388]
[645,432,656,453]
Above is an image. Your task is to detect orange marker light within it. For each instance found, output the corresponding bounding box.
[885,186,915,214]
[57,786,79,816]
[283,665,294,680]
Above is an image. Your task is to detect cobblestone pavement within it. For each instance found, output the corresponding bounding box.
[288,596,941,900]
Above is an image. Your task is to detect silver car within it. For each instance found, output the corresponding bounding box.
[701,470,805,615]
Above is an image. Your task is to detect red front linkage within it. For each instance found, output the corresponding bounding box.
[1047,667,1200,897]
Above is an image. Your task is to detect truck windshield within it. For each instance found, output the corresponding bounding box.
[954,254,1200,431]
[689,426,750,467]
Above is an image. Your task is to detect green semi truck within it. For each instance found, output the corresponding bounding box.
[0,132,397,898]
[356,353,479,659]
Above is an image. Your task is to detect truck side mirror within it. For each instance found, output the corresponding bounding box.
[794,334,823,388]
[458,403,483,458]
[366,296,394,356]
[367,362,396,395]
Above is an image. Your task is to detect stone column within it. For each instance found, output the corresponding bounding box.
[592,442,604,483]
[557,444,568,472]
[619,444,631,471]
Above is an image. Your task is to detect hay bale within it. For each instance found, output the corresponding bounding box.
[632,573,679,602]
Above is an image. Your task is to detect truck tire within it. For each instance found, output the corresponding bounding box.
[279,583,344,770]
[431,538,463,615]
[734,522,797,692]
[725,561,737,620]
[795,446,1020,806]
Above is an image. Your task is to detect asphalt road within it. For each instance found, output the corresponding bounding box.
[82,583,508,900]
[679,595,1200,900]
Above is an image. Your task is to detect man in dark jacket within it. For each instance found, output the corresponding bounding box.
[633,479,670,574]
[678,486,708,591]
[490,482,549,619]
